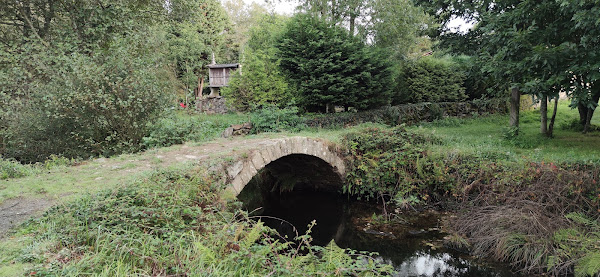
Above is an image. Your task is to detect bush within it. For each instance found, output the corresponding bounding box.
[452,55,501,100]
[1,32,174,163]
[342,126,442,201]
[142,113,246,148]
[0,157,35,180]
[396,56,467,104]
[249,104,305,133]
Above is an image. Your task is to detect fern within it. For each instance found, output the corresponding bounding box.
[241,221,264,249]
[576,252,600,277]
[566,213,600,231]
[552,213,600,276]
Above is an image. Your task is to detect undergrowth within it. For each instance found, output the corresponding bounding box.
[9,165,392,276]
[142,112,247,148]
[341,126,600,276]
[0,155,78,180]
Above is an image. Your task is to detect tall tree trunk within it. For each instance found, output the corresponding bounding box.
[548,96,558,137]
[195,75,204,99]
[509,87,520,134]
[540,95,548,135]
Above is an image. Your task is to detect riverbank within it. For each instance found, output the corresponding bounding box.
[338,124,600,276]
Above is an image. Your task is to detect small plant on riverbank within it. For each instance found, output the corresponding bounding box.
[341,126,442,202]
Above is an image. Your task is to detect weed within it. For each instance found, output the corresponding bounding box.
[143,111,247,148]
[0,157,35,180]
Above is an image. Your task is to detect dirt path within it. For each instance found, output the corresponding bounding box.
[0,135,290,237]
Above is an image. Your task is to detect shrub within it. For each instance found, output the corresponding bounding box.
[342,126,442,201]
[396,56,467,104]
[0,157,35,180]
[1,32,174,163]
[452,55,501,100]
[142,113,246,148]
[250,104,305,133]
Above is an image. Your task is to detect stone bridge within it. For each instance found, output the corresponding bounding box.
[225,137,346,196]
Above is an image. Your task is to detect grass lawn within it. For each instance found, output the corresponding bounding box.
[411,101,600,163]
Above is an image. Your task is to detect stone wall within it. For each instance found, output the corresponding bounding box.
[304,98,508,128]
[196,96,228,114]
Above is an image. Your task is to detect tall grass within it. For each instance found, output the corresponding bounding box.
[3,164,392,276]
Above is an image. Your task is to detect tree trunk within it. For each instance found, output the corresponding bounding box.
[548,96,558,137]
[540,95,548,135]
[580,92,600,132]
[578,102,587,126]
[584,108,593,133]
[509,87,520,133]
[349,14,356,36]
[195,75,204,99]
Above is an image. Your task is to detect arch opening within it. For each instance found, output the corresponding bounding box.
[238,154,346,246]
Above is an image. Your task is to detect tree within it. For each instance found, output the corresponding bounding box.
[221,0,269,59]
[294,0,431,60]
[421,0,599,137]
[559,0,600,133]
[366,0,432,60]
[0,0,175,162]
[277,14,393,112]
[221,49,291,111]
[163,0,231,93]
[220,13,292,112]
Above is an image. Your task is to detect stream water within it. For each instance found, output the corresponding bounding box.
[250,190,519,277]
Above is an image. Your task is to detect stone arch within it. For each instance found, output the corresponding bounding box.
[226,137,346,196]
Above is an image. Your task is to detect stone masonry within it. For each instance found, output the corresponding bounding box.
[225,137,346,196]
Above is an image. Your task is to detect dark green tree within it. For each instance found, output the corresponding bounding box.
[397,56,467,104]
[277,14,392,112]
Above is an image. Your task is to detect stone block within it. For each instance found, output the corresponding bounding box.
[227,160,243,179]
[250,151,266,171]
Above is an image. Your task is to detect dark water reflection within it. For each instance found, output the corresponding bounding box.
[251,190,519,277]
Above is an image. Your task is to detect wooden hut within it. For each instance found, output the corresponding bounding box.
[207,63,241,97]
